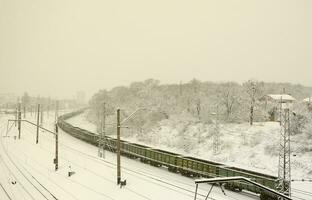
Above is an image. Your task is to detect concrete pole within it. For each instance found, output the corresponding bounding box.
[55,101,59,124]
[103,102,106,158]
[15,105,17,127]
[117,108,121,184]
[55,123,59,171]
[18,102,21,139]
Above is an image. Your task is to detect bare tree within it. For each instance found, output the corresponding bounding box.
[218,82,241,121]
[243,80,263,125]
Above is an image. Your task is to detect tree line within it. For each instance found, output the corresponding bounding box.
[88,79,312,133]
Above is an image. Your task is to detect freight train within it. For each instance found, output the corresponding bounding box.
[57,110,279,200]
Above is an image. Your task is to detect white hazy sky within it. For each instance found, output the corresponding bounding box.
[0,0,311,99]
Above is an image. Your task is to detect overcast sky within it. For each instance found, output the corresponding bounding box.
[0,0,311,99]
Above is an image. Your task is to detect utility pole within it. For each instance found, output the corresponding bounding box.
[14,105,17,127]
[98,102,106,158]
[276,108,291,199]
[97,109,100,132]
[279,96,283,125]
[36,104,40,144]
[55,101,59,124]
[18,102,21,139]
[117,108,121,185]
[114,107,146,185]
[40,105,44,126]
[54,123,59,171]
[34,105,37,119]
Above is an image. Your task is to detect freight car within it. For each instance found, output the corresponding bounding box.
[57,111,279,200]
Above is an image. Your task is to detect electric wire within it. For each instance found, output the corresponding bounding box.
[12,115,312,200]
[19,125,212,200]
[2,123,57,200]
[9,149,116,200]
[0,130,37,200]
[21,125,248,200]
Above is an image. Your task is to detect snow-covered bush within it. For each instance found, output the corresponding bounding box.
[292,102,312,136]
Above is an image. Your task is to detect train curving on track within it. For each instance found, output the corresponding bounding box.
[57,110,279,200]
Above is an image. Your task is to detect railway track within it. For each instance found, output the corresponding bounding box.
[17,129,218,200]
[291,188,312,200]
[2,113,311,200]
[0,183,12,200]
[0,121,58,200]
[59,111,312,200]
[19,125,261,200]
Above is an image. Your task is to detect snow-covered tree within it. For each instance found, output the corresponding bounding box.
[217,82,242,122]
[243,80,264,125]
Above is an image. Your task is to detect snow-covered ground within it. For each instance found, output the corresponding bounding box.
[0,112,265,200]
[68,111,312,200]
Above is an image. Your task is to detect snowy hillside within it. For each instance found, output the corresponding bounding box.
[70,112,312,182]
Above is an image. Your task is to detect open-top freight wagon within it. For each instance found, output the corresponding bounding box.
[58,111,279,200]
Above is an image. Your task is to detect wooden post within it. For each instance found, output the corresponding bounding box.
[36,104,40,144]
[55,123,58,171]
[117,108,121,184]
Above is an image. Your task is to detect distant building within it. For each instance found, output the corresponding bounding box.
[262,94,295,102]
[260,94,296,121]
[302,97,312,110]
[303,97,312,103]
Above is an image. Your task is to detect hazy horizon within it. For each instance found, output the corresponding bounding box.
[1,0,311,99]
